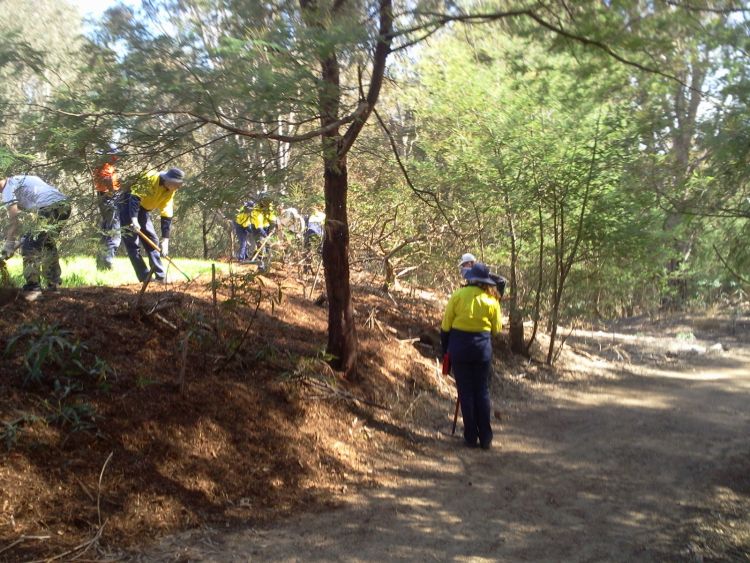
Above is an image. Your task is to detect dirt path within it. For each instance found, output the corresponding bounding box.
[135,334,750,562]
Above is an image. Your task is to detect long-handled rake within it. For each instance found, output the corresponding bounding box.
[134,229,192,282]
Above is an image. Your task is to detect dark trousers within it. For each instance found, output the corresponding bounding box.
[234,222,250,260]
[453,360,493,447]
[98,192,121,264]
[21,201,71,289]
[119,203,165,282]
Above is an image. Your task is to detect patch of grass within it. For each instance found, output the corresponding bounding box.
[2,255,230,287]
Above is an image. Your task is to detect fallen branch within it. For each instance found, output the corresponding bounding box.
[397,337,420,344]
[146,295,183,316]
[135,271,154,310]
[298,376,389,411]
[152,312,178,331]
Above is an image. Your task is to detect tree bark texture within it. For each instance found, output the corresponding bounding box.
[322,156,358,375]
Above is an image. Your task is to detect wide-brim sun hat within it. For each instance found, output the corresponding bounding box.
[458,252,477,266]
[160,168,185,184]
[465,262,496,286]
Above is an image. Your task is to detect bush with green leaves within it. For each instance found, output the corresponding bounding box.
[5,321,110,386]
[2,321,112,450]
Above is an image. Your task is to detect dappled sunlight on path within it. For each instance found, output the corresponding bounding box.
[134,343,750,562]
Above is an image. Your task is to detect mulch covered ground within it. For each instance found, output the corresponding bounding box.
[0,266,446,561]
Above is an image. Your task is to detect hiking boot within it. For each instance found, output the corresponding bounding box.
[46,283,59,292]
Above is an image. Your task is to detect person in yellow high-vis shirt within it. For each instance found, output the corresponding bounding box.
[119,168,185,282]
[441,262,502,450]
[234,199,255,261]
[248,196,277,272]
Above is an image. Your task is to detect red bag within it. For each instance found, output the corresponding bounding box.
[441,353,451,375]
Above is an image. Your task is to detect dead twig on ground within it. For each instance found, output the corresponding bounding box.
[0,536,50,557]
[296,375,389,411]
[26,523,107,563]
[149,312,177,331]
[402,391,424,419]
[25,452,113,563]
[145,295,182,316]
[97,452,113,527]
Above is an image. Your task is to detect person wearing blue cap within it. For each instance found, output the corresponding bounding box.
[440,262,502,449]
[119,167,185,282]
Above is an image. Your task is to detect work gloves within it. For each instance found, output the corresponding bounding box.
[160,238,169,256]
[130,217,141,232]
[1,239,16,260]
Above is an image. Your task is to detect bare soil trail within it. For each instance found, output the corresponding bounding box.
[136,318,750,562]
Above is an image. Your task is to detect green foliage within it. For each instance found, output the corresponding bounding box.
[2,320,112,450]
[5,321,111,387]
[0,413,42,451]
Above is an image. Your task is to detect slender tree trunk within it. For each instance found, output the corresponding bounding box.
[202,210,209,259]
[301,0,392,377]
[322,157,358,375]
[525,194,545,356]
[500,173,524,354]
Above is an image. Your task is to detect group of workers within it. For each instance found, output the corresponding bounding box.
[232,200,326,272]
[1,147,186,300]
[0,144,332,301]
[1,150,504,454]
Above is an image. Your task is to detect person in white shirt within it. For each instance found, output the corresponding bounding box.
[1,175,71,300]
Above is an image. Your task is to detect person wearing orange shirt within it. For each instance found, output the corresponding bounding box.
[94,146,121,270]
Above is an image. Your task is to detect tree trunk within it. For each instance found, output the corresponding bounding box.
[502,178,524,355]
[323,157,358,376]
[202,210,210,259]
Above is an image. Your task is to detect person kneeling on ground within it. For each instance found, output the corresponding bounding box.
[119,167,185,283]
[440,262,502,450]
[1,174,71,301]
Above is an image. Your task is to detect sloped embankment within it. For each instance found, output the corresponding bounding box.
[0,269,450,561]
